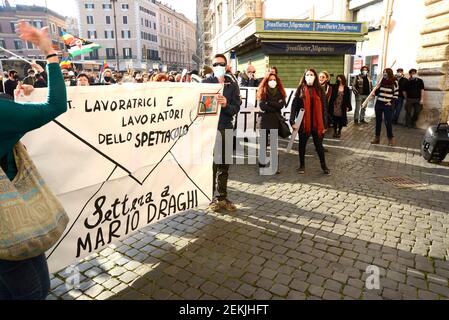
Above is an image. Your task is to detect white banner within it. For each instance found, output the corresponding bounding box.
[235,87,297,138]
[18,82,222,273]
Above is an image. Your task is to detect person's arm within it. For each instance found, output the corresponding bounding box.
[420,80,425,104]
[346,87,352,111]
[221,82,241,117]
[290,95,302,126]
[352,77,359,95]
[0,21,66,136]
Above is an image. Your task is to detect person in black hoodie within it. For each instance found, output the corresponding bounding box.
[257,72,287,174]
[329,74,352,138]
[202,54,241,212]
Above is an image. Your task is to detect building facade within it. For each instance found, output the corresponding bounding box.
[158,2,198,71]
[0,4,67,60]
[77,0,160,71]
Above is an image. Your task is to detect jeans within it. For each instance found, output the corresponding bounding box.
[0,254,50,300]
[393,97,404,124]
[213,129,230,201]
[298,131,326,167]
[354,95,368,122]
[405,98,422,128]
[375,101,394,139]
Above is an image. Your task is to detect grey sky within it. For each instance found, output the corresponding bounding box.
[7,0,197,22]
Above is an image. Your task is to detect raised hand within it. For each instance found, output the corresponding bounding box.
[17,20,55,55]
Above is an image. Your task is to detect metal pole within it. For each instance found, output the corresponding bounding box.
[111,0,120,71]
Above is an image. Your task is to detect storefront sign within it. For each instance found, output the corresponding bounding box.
[264,20,363,33]
[262,42,357,55]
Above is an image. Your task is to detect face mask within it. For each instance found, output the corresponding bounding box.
[383,73,388,79]
[410,74,416,79]
[268,80,277,89]
[213,66,226,78]
[362,71,368,76]
[13,74,19,80]
[65,80,71,86]
[305,75,315,86]
[396,73,402,78]
[336,79,341,85]
[104,76,111,82]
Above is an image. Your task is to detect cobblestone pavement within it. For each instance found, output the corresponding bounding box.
[48,117,449,300]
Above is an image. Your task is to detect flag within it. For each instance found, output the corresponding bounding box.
[61,32,101,57]
[59,57,72,69]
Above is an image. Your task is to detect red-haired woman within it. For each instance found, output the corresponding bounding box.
[290,69,330,175]
[257,73,287,173]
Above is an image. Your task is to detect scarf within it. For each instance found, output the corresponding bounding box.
[303,86,325,138]
[268,87,278,97]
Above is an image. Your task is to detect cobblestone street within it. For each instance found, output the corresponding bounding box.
[48,118,449,300]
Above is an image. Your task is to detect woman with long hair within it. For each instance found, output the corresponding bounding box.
[371,68,399,146]
[257,72,287,174]
[290,69,330,175]
[328,74,352,138]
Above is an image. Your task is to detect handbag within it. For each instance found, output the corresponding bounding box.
[0,142,69,261]
[276,113,292,138]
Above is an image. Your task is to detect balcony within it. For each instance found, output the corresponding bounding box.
[234,0,263,27]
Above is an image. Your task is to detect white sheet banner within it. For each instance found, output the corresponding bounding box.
[235,87,297,138]
[18,83,222,272]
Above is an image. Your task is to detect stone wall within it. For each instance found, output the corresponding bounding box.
[417,0,449,127]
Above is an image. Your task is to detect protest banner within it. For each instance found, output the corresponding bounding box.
[18,82,222,273]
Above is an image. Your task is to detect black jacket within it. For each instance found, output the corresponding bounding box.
[202,74,242,130]
[240,77,261,88]
[290,86,328,130]
[328,85,352,126]
[259,89,286,130]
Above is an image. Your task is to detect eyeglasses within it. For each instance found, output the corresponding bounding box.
[212,62,226,67]
[247,71,255,74]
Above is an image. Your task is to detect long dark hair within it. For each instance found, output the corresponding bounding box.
[257,73,286,101]
[382,68,396,85]
[296,68,322,98]
[336,74,347,86]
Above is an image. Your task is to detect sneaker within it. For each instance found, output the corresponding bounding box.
[298,166,305,174]
[208,199,221,212]
[219,199,237,212]
[371,136,380,144]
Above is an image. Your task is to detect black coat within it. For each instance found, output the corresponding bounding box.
[328,85,352,126]
[258,90,286,130]
[290,86,329,130]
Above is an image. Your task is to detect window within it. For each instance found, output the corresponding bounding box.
[104,30,114,39]
[87,16,94,24]
[102,3,112,9]
[85,3,94,9]
[27,41,34,49]
[141,18,144,26]
[106,48,115,59]
[122,4,129,10]
[0,40,5,48]
[89,49,99,60]
[123,16,128,24]
[33,20,43,29]
[10,22,16,33]
[121,30,131,39]
[153,22,156,30]
[87,30,97,39]
[106,16,111,24]
[145,20,149,27]
[14,40,23,50]
[123,47,132,58]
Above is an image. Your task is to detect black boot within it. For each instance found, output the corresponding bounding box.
[321,162,331,175]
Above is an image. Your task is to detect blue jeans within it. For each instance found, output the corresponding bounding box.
[354,95,368,122]
[0,254,50,300]
[375,101,394,139]
[393,97,404,123]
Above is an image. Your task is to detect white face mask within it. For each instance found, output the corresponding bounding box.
[65,80,71,86]
[305,75,315,86]
[213,66,226,78]
[362,71,368,76]
[268,80,277,89]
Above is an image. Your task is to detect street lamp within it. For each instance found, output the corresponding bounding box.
[110,0,120,71]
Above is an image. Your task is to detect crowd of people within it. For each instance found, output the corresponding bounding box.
[0,21,428,301]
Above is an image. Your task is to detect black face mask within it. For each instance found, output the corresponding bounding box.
[13,74,19,80]
[336,79,341,85]
[104,76,111,82]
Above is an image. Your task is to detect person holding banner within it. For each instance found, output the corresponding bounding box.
[290,69,330,175]
[371,68,399,146]
[257,72,287,174]
[203,54,242,212]
[0,21,67,300]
